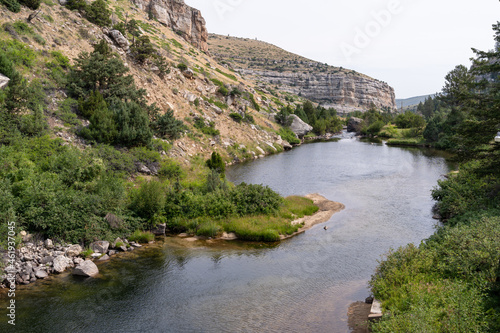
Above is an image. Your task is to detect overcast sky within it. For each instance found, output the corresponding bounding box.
[184,0,500,99]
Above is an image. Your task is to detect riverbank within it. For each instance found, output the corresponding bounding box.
[281,193,345,240]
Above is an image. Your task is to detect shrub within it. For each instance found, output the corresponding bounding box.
[177,63,187,71]
[218,86,229,96]
[151,109,185,140]
[129,180,165,223]
[131,36,156,64]
[278,127,300,145]
[86,0,112,27]
[1,0,20,12]
[19,0,40,9]
[229,112,243,123]
[230,183,282,216]
[206,152,225,175]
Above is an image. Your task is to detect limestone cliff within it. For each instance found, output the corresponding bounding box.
[133,0,208,52]
[208,34,396,113]
[239,69,396,113]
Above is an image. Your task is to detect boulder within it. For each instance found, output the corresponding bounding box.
[40,256,54,265]
[53,255,72,273]
[347,117,363,133]
[65,244,82,257]
[112,237,124,249]
[289,114,313,138]
[73,260,99,277]
[151,223,166,236]
[108,30,130,50]
[0,73,10,89]
[182,69,195,79]
[90,241,109,254]
[44,239,54,249]
[98,254,110,261]
[34,268,48,279]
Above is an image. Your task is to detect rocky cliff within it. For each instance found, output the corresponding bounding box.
[239,69,396,113]
[208,35,396,113]
[133,0,208,52]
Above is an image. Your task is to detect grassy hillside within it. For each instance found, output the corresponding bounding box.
[208,33,366,76]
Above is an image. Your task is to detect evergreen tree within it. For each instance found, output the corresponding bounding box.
[206,152,225,176]
[86,0,112,27]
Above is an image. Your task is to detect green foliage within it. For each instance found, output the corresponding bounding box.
[230,183,283,216]
[206,152,225,175]
[177,63,187,71]
[394,111,426,129]
[158,159,185,180]
[278,127,300,145]
[131,35,156,64]
[128,230,155,243]
[129,180,165,223]
[194,118,219,136]
[1,0,20,12]
[12,21,33,35]
[229,112,243,123]
[151,109,185,140]
[19,0,40,9]
[113,101,153,147]
[275,106,293,127]
[86,0,112,27]
[218,86,229,96]
[66,0,86,11]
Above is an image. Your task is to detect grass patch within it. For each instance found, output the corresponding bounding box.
[386,137,426,147]
[215,68,238,81]
[128,230,155,243]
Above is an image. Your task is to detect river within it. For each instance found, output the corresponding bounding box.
[0,136,455,333]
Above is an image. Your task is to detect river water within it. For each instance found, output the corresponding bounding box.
[0,136,454,333]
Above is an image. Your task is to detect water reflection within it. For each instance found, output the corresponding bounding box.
[1,138,453,333]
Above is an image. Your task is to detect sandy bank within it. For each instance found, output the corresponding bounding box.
[280,193,345,240]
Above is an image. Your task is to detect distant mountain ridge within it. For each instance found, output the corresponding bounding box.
[208,34,397,113]
[396,94,436,108]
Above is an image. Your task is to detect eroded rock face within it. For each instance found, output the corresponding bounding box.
[133,0,208,52]
[239,70,396,114]
[289,114,313,137]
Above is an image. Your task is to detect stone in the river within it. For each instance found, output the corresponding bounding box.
[34,268,48,279]
[73,260,99,277]
[98,254,109,261]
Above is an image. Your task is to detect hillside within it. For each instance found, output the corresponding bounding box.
[208,34,397,114]
[0,1,308,167]
[396,94,436,108]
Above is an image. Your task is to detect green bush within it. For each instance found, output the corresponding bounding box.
[86,0,112,27]
[129,180,165,223]
[230,183,283,216]
[151,109,186,140]
[229,112,243,123]
[177,63,187,71]
[278,127,300,145]
[218,86,229,96]
[1,0,20,12]
[206,152,225,175]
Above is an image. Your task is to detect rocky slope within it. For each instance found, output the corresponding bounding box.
[133,0,208,52]
[209,34,396,113]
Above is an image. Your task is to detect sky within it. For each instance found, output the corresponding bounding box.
[184,0,500,99]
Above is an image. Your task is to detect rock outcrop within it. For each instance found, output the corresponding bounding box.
[289,114,313,137]
[133,0,208,52]
[347,117,363,133]
[240,69,396,114]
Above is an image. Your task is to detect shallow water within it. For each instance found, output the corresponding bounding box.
[0,136,454,333]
